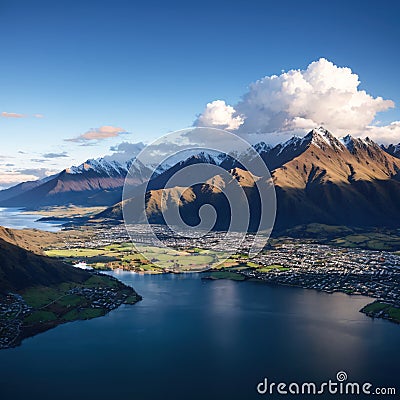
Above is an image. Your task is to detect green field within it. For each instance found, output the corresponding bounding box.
[206,271,246,281]
[62,308,105,321]
[23,286,64,308]
[361,302,400,323]
[45,248,108,257]
[257,265,290,273]
[57,294,86,307]
[280,223,400,251]
[45,240,305,275]
[330,233,400,250]
[45,244,217,272]
[18,274,138,331]
[84,275,119,288]
[24,311,57,324]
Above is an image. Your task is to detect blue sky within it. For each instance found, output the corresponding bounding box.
[1,0,400,187]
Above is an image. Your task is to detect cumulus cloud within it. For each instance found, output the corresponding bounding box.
[364,121,400,144]
[195,58,398,144]
[236,58,393,134]
[65,126,130,143]
[2,111,25,118]
[194,100,244,130]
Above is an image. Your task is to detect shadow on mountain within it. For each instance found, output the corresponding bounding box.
[274,177,400,230]
[0,237,90,293]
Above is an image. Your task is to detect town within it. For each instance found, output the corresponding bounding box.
[247,242,400,320]
[62,224,400,321]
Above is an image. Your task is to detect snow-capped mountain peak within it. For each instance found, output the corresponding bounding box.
[277,135,304,155]
[340,134,381,154]
[253,141,272,153]
[340,134,355,152]
[65,158,130,176]
[381,142,400,159]
[306,127,344,151]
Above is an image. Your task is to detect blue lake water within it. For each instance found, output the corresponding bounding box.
[0,207,62,232]
[0,271,399,400]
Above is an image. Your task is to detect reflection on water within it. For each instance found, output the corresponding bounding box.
[0,269,399,400]
[0,207,62,232]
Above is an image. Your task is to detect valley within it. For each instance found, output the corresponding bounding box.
[37,222,400,325]
[2,126,400,351]
[3,128,400,232]
[3,6,400,397]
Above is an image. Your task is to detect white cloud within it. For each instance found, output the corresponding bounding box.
[194,58,398,144]
[0,172,39,187]
[0,168,57,189]
[1,111,25,118]
[194,100,244,130]
[237,58,393,134]
[364,121,400,144]
[65,125,130,142]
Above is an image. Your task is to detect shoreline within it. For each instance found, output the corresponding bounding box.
[202,269,400,325]
[0,271,142,351]
[107,267,394,324]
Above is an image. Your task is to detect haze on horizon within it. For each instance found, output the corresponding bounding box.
[0,0,399,189]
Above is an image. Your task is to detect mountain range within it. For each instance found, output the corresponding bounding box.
[2,127,400,230]
[97,128,400,230]
[0,159,151,208]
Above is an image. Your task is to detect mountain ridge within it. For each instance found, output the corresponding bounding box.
[0,157,152,208]
[2,127,400,224]
[98,127,400,230]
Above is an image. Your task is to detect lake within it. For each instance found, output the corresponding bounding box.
[0,207,63,232]
[0,271,398,400]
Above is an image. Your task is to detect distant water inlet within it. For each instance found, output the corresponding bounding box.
[0,207,63,232]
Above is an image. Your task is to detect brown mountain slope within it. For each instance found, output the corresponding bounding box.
[101,168,260,220]
[117,168,266,231]
[0,170,125,207]
[0,236,90,293]
[0,226,95,256]
[97,128,400,230]
[0,226,60,254]
[271,129,400,228]
[272,129,400,189]
[0,159,152,208]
